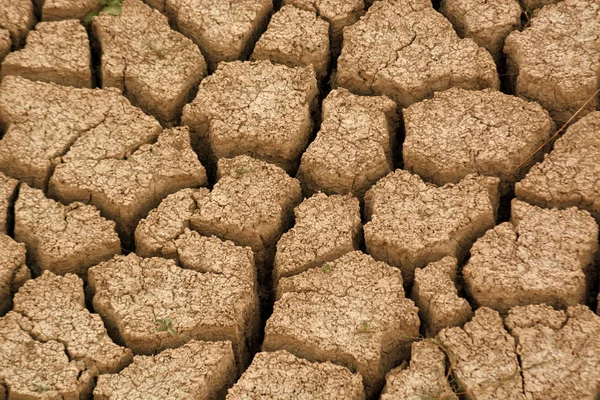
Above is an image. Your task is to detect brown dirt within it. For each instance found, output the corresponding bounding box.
[0,172,17,234]
[0,234,28,316]
[0,0,35,48]
[0,29,10,62]
[36,0,99,21]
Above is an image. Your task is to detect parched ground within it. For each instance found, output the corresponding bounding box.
[0,0,599,398]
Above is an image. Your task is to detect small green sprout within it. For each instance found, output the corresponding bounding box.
[156,318,176,336]
[356,320,374,334]
[322,263,331,273]
[85,0,123,22]
[32,383,50,393]
[236,167,250,176]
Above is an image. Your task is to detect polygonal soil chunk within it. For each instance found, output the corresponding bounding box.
[440,0,521,60]
[504,0,600,125]
[0,234,29,316]
[94,340,237,400]
[0,311,94,399]
[412,257,473,337]
[165,0,272,71]
[182,61,318,172]
[264,251,420,397]
[226,350,365,400]
[0,0,35,47]
[190,156,302,276]
[437,307,524,399]
[298,88,398,199]
[0,29,10,61]
[13,271,133,373]
[0,171,17,234]
[336,0,499,108]
[516,111,600,222]
[364,170,499,284]
[35,0,98,21]
[1,20,91,88]
[403,88,554,194]
[463,199,599,314]
[520,0,560,10]
[14,184,121,278]
[282,0,364,57]
[505,304,600,399]
[135,187,210,258]
[93,0,207,125]
[0,76,161,189]
[49,127,207,243]
[251,5,330,80]
[88,253,259,368]
[274,192,361,284]
[380,340,457,400]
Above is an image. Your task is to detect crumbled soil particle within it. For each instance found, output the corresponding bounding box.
[226,350,365,400]
[282,0,365,57]
[297,88,398,199]
[181,61,318,172]
[190,155,302,277]
[0,234,29,316]
[274,192,361,284]
[504,0,600,125]
[463,199,599,314]
[12,271,133,374]
[49,127,207,243]
[0,76,161,189]
[93,0,207,125]
[380,339,457,400]
[0,311,94,399]
[412,257,473,337]
[1,20,91,88]
[440,0,521,61]
[364,170,499,285]
[165,0,272,71]
[0,0,35,47]
[14,183,121,278]
[437,307,525,399]
[0,29,10,62]
[336,0,499,108]
[264,251,420,398]
[35,0,99,21]
[403,88,554,194]
[94,340,237,400]
[0,171,17,234]
[251,5,330,81]
[135,187,210,258]
[516,111,600,222]
[87,253,259,368]
[505,304,600,399]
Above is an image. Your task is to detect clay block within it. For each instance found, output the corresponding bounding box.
[226,350,365,400]
[1,20,91,88]
[93,0,207,125]
[364,170,499,284]
[0,76,161,189]
[0,29,10,62]
[135,187,210,258]
[403,87,554,194]
[0,234,28,316]
[298,88,398,199]
[0,311,94,399]
[49,127,207,242]
[251,5,330,80]
[165,0,272,70]
[282,0,365,57]
[190,156,302,276]
[0,171,17,233]
[274,192,361,284]
[264,251,420,397]
[0,0,35,47]
[440,0,521,60]
[412,257,473,337]
[437,307,524,399]
[516,111,600,222]
[94,340,237,400]
[14,184,121,278]
[182,61,318,172]
[463,199,598,314]
[87,253,259,368]
[504,0,600,125]
[380,340,457,400]
[36,0,98,21]
[336,0,498,108]
[506,304,600,399]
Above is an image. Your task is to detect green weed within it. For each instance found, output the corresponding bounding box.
[156,318,176,336]
[85,0,123,22]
